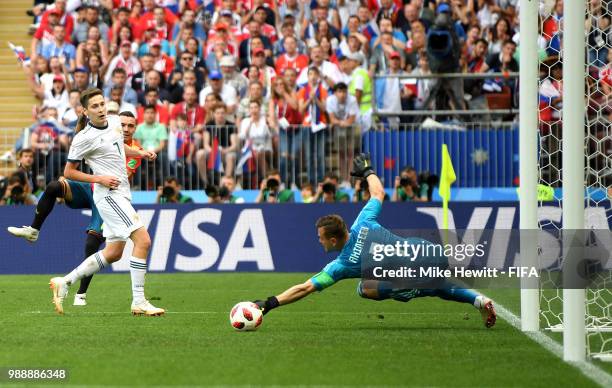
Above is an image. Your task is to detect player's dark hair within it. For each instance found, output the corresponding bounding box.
[316,215,348,240]
[144,104,156,112]
[79,87,103,108]
[119,111,135,118]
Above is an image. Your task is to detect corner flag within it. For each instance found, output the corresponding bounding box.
[440,144,456,230]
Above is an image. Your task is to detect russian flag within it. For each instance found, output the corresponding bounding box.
[236,139,255,173]
[361,20,379,42]
[207,137,224,173]
[202,0,215,15]
[8,42,29,65]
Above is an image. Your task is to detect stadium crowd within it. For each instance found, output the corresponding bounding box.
[2,0,584,204]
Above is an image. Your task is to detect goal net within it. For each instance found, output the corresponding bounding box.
[537,0,612,361]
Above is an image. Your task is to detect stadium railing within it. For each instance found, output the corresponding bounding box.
[1,123,519,191]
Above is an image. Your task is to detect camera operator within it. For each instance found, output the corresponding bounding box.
[312,173,350,203]
[256,170,295,203]
[392,167,428,202]
[352,178,371,202]
[424,4,467,111]
[1,172,35,206]
[220,176,245,204]
[156,176,194,204]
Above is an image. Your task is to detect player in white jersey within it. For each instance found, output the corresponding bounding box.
[49,88,165,316]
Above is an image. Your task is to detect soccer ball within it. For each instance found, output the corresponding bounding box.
[229,302,263,331]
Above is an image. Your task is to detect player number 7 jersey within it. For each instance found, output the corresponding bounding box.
[67,115,131,203]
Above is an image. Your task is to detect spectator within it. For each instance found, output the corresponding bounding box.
[241,47,277,95]
[487,17,513,56]
[408,53,434,110]
[172,50,205,89]
[148,38,175,78]
[396,3,419,37]
[269,76,301,186]
[205,36,233,73]
[298,66,329,183]
[352,178,371,202]
[169,85,206,134]
[300,182,316,203]
[172,8,206,42]
[136,0,178,41]
[61,89,81,129]
[37,0,74,41]
[15,148,38,196]
[0,172,35,206]
[135,104,169,188]
[84,54,105,89]
[346,51,373,132]
[220,56,249,99]
[313,173,350,202]
[375,51,411,124]
[105,41,142,85]
[296,44,341,89]
[275,35,310,75]
[40,24,76,71]
[239,99,274,181]
[326,82,359,184]
[392,167,428,202]
[157,176,193,204]
[75,25,110,68]
[197,103,239,182]
[239,20,273,69]
[236,81,267,125]
[29,105,71,183]
[43,74,69,114]
[72,5,110,44]
[256,169,295,203]
[131,53,156,94]
[30,8,63,62]
[111,25,138,59]
[274,21,308,56]
[138,70,170,104]
[108,85,137,115]
[104,67,138,106]
[136,87,170,125]
[166,113,195,186]
[219,176,245,203]
[199,71,239,114]
[167,68,200,104]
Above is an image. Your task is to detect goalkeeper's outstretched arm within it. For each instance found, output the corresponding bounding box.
[254,279,317,314]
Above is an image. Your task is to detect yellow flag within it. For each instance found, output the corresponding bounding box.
[440,144,456,230]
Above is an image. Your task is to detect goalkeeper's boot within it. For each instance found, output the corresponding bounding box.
[73,293,87,306]
[480,298,497,328]
[8,226,39,242]
[131,300,165,316]
[49,277,69,315]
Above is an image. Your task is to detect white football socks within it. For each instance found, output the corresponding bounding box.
[64,252,109,286]
[473,295,485,309]
[129,257,147,304]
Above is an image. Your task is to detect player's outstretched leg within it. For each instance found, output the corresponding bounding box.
[7,180,65,242]
[74,233,105,306]
[357,280,496,328]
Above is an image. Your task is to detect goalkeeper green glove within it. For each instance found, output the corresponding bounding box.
[253,296,279,315]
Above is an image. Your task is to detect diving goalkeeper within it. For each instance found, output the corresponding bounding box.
[254,154,497,328]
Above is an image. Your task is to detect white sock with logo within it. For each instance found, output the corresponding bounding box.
[130,257,147,304]
[473,295,485,309]
[64,252,108,286]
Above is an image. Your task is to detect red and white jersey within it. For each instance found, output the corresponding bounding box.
[105,55,142,84]
[153,54,175,78]
[241,23,277,43]
[275,53,309,75]
[240,65,277,89]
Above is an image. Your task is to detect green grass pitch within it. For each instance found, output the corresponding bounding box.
[0,273,605,387]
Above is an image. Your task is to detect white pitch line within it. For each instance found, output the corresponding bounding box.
[22,311,453,315]
[493,301,612,388]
